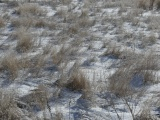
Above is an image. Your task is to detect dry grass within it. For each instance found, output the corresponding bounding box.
[1,54,19,80]
[19,56,31,69]
[135,107,156,120]
[33,84,49,110]
[55,8,67,18]
[137,0,149,9]
[16,3,45,16]
[15,29,34,53]
[108,67,133,97]
[60,0,72,5]
[140,71,157,84]
[0,90,21,120]
[137,0,160,10]
[51,46,69,66]
[77,18,96,28]
[47,22,57,30]
[156,0,160,9]
[134,53,159,71]
[6,1,19,7]
[54,109,64,120]
[102,46,122,59]
[66,69,90,92]
[11,17,33,28]
[34,19,47,28]
[0,17,5,28]
[20,84,50,112]
[67,25,79,35]
[29,54,46,77]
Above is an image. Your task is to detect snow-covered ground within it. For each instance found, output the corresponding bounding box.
[0,0,160,120]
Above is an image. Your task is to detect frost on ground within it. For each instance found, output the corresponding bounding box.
[0,0,160,120]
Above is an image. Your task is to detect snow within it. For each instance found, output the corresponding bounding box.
[0,0,160,120]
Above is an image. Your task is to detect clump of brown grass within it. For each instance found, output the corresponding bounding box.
[47,22,57,30]
[138,0,148,9]
[55,9,67,18]
[18,56,31,70]
[34,19,47,28]
[16,3,45,16]
[1,54,19,80]
[77,18,96,28]
[67,25,79,35]
[108,67,133,97]
[15,29,34,53]
[79,9,89,18]
[66,70,90,92]
[11,17,33,28]
[140,71,157,84]
[33,84,50,110]
[134,53,159,71]
[0,90,22,120]
[135,107,156,120]
[102,46,122,59]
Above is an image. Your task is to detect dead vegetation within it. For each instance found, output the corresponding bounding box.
[0,90,22,120]
[15,3,45,16]
[0,0,159,119]
[15,29,34,53]
[102,46,122,59]
[0,17,5,28]
[66,70,90,92]
[11,17,33,28]
[1,53,19,80]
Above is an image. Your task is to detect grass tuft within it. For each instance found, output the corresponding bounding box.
[16,30,34,53]
[66,70,90,92]
[1,54,19,80]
